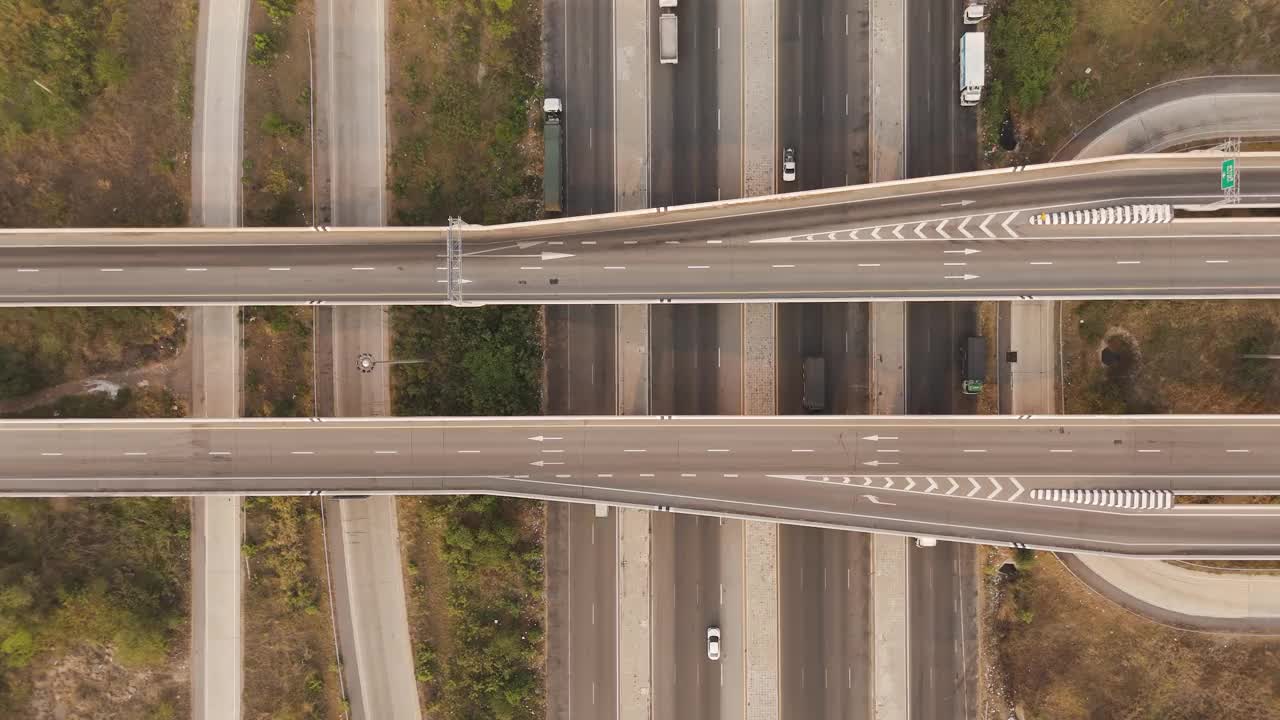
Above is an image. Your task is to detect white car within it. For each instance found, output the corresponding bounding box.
[782,148,797,182]
[706,626,721,660]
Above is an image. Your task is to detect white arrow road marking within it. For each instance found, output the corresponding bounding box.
[936,219,949,238]
[944,248,980,255]
[967,477,982,497]
[861,435,900,441]
[1001,211,1020,237]
[941,199,975,207]
[926,477,938,493]
[944,274,981,280]
[957,216,973,239]
[979,215,996,238]
[1008,478,1025,502]
[865,495,896,506]
[987,476,1003,499]
[528,435,563,442]
[947,478,959,495]
[904,478,916,491]
[863,460,899,467]
[530,460,565,467]
[914,222,927,238]
[469,251,575,261]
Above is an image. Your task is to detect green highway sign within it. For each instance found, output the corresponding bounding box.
[1221,158,1237,190]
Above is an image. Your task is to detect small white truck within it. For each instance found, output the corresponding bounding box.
[959,32,985,106]
[963,3,986,24]
[659,0,678,64]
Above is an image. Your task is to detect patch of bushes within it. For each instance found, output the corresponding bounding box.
[984,0,1075,118]
[0,0,132,142]
[4,386,186,419]
[261,110,305,139]
[0,498,190,710]
[249,31,280,67]
[392,306,542,416]
[259,0,298,24]
[243,498,320,615]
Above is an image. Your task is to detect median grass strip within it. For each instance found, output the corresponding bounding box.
[983,0,1280,162]
[1061,300,1280,413]
[387,0,543,225]
[0,498,191,718]
[242,0,316,225]
[242,497,344,719]
[399,496,545,719]
[983,547,1280,718]
[243,306,315,417]
[0,0,197,226]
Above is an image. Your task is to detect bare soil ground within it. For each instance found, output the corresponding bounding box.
[981,547,1280,719]
[1060,300,1280,413]
[242,306,315,417]
[242,0,316,226]
[0,0,197,227]
[241,497,344,720]
[985,0,1280,164]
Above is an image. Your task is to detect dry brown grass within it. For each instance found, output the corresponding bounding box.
[242,497,344,720]
[242,0,316,226]
[0,0,197,227]
[985,0,1280,164]
[1060,300,1280,413]
[982,547,1280,719]
[242,306,315,417]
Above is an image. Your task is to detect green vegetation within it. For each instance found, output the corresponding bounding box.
[249,31,280,66]
[404,496,544,719]
[0,309,184,402]
[388,0,543,225]
[260,0,298,24]
[1062,301,1280,413]
[391,306,542,416]
[4,387,186,419]
[243,307,314,417]
[0,498,190,713]
[982,0,1075,142]
[261,110,305,139]
[0,0,132,143]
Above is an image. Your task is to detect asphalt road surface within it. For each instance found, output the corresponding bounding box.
[777,303,870,415]
[545,0,614,214]
[778,0,870,188]
[6,157,1280,304]
[651,305,743,415]
[908,542,977,720]
[779,528,871,720]
[650,0,719,207]
[8,415,1280,556]
[904,0,977,179]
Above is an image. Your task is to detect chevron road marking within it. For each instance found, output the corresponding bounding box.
[987,476,1003,499]
[1009,478,1025,502]
[926,477,937,493]
[1001,211,1020,238]
[979,215,996,239]
[914,222,927,239]
[957,217,972,239]
[947,478,959,495]
[967,477,982,497]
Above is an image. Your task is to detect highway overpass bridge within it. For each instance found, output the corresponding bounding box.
[4,153,1280,305]
[4,415,1280,558]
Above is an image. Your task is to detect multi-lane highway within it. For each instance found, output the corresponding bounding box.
[4,155,1280,304]
[6,415,1280,556]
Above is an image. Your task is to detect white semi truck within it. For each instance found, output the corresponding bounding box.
[659,0,678,64]
[959,32,985,106]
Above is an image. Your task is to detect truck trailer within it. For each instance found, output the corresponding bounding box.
[961,336,987,395]
[659,0,679,64]
[959,32,985,106]
[543,98,564,214]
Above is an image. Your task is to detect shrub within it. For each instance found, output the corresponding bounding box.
[988,0,1075,111]
[261,111,304,139]
[249,32,279,66]
[259,0,298,24]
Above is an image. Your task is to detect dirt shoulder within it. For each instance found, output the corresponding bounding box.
[981,548,1280,719]
[0,0,197,226]
[243,307,315,417]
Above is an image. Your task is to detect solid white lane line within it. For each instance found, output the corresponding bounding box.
[291,451,315,455]
[1116,260,1141,265]
[1029,261,1053,266]
[16,268,39,272]
[1205,259,1230,264]
[124,452,148,456]
[772,264,796,268]
[687,265,711,269]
